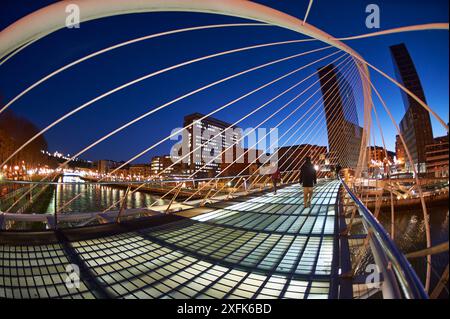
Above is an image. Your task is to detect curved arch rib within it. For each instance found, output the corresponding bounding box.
[0,0,372,179]
[0,0,366,61]
[0,39,324,168]
[2,1,447,162]
[337,23,449,41]
[0,23,270,115]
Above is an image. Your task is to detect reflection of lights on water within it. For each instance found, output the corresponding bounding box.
[135,192,142,205]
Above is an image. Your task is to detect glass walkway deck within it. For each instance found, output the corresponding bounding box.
[0,180,341,299]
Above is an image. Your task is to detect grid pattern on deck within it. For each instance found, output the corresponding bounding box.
[191,184,337,235]
[0,181,340,299]
[145,182,338,277]
[144,221,334,276]
[0,243,95,299]
[0,232,330,299]
[70,232,330,299]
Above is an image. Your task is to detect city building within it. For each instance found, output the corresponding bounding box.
[95,159,125,174]
[42,150,93,169]
[183,113,240,177]
[318,64,363,168]
[277,144,327,172]
[129,164,152,178]
[366,146,395,164]
[150,155,182,177]
[390,43,434,173]
[426,135,449,177]
[366,146,395,176]
[395,134,407,170]
[110,167,129,178]
[219,146,265,177]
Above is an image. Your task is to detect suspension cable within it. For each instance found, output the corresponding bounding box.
[358,69,432,293]
[52,49,341,213]
[98,53,351,212]
[6,45,333,212]
[190,61,360,202]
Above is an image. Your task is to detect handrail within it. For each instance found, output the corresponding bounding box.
[0,174,289,228]
[339,177,428,299]
[0,168,300,186]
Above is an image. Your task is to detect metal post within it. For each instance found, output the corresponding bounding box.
[116,186,130,223]
[226,176,242,200]
[165,184,182,214]
[53,183,57,229]
[200,179,218,207]
[365,229,402,299]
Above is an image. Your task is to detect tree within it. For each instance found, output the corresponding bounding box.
[0,108,49,170]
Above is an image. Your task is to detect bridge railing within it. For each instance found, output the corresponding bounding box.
[0,169,303,230]
[339,177,428,299]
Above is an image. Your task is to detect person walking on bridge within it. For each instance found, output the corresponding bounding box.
[300,157,317,208]
[335,163,342,179]
[271,167,281,195]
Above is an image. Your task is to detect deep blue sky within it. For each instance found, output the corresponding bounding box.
[0,0,448,163]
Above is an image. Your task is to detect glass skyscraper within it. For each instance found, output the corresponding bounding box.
[390,43,434,173]
[318,64,363,169]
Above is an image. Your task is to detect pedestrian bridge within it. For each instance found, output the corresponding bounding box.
[0,179,426,299]
[0,0,447,300]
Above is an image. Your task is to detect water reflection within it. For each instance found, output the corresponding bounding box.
[378,206,449,296]
[46,175,166,213]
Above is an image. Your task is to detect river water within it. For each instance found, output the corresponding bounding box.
[44,175,167,213]
[378,205,449,297]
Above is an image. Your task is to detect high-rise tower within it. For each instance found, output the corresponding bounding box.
[390,43,433,172]
[318,64,362,168]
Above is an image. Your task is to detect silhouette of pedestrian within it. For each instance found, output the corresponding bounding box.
[300,157,317,208]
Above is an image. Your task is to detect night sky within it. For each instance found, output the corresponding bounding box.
[0,0,448,163]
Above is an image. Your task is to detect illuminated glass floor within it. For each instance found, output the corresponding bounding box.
[0,181,341,299]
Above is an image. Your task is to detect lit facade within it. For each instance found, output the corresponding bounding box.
[150,155,180,176]
[390,43,434,173]
[129,164,152,178]
[317,64,363,168]
[219,146,264,177]
[96,159,124,174]
[425,135,449,177]
[183,113,240,177]
[395,134,407,170]
[277,144,327,172]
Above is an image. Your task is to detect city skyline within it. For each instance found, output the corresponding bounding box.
[0,0,448,163]
[0,0,447,302]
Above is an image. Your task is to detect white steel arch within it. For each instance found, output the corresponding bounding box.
[0,0,367,61]
[0,0,372,176]
[0,0,446,296]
